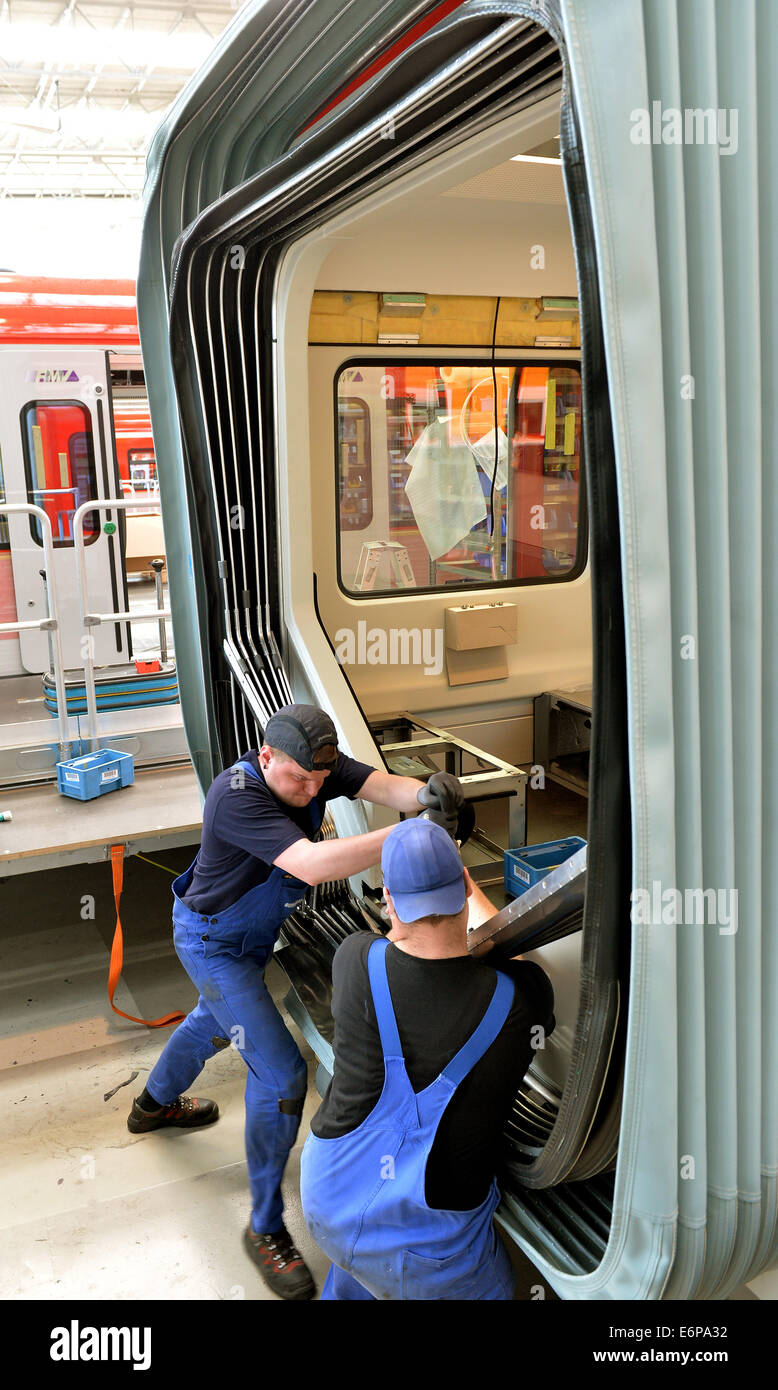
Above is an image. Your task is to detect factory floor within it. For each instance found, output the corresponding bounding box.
[0,782,773,1303]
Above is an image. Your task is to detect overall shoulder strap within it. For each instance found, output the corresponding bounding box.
[366,938,403,1060]
[441,971,515,1087]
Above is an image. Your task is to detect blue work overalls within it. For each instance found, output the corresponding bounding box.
[147,760,317,1235]
[300,937,516,1300]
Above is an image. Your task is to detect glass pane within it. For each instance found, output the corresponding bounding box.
[21,401,99,547]
[336,362,583,595]
[506,365,582,579]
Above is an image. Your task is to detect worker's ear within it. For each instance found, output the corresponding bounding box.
[462,868,474,899]
[383,886,395,917]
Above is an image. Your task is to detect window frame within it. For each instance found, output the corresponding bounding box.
[337,395,373,531]
[20,399,100,549]
[333,355,588,600]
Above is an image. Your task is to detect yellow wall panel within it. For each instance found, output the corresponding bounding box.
[309,291,580,347]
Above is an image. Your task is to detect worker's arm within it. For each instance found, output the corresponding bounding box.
[356,768,425,814]
[272,770,425,886]
[273,824,397,887]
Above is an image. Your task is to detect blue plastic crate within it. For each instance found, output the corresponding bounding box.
[56,748,135,801]
[504,835,586,898]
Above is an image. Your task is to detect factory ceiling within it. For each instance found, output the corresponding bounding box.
[0,0,240,198]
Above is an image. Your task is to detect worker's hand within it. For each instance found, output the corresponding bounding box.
[416,771,464,838]
[417,771,464,813]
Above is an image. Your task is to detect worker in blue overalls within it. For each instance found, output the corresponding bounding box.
[301,816,555,1300]
[127,703,459,1300]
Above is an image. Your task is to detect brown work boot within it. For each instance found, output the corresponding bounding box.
[127,1094,219,1133]
[244,1224,315,1300]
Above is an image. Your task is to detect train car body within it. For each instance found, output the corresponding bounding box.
[0,277,162,678]
[137,0,778,1299]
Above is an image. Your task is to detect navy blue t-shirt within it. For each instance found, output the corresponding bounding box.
[184,748,375,913]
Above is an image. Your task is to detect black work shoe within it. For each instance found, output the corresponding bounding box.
[127,1094,219,1133]
[244,1225,315,1301]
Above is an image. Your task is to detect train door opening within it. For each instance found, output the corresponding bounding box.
[281,86,625,1207]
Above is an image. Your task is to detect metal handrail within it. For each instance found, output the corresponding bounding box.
[72,497,170,751]
[0,502,70,759]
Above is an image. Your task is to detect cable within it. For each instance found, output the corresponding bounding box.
[135,852,178,876]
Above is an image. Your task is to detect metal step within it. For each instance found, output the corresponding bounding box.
[0,700,189,788]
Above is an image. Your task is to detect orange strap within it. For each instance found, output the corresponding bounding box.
[108,844,186,1028]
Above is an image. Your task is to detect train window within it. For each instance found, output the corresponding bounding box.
[508,364,583,580]
[20,401,99,548]
[335,362,584,595]
[127,449,158,492]
[337,398,372,530]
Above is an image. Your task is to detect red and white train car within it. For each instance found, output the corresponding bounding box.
[0,276,162,678]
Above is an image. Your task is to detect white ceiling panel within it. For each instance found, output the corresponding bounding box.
[0,0,242,197]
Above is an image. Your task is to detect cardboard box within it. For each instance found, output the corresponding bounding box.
[445,602,517,651]
[446,646,509,686]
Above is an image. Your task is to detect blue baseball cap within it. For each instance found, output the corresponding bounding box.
[382,818,466,924]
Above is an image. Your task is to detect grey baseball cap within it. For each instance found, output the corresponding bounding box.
[262,704,339,772]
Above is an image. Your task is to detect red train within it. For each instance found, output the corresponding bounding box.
[0,276,162,677]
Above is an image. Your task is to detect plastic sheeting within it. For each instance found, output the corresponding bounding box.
[403,417,487,558]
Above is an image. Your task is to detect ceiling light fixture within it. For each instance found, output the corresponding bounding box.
[510,154,562,165]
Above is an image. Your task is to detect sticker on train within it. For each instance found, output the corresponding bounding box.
[26,368,80,383]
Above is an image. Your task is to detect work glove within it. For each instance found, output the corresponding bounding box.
[416,771,464,838]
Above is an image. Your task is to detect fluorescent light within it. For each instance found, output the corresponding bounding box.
[1,104,160,144]
[3,102,60,134]
[0,21,215,70]
[510,154,562,165]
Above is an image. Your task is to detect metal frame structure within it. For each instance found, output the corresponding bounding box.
[72,496,171,750]
[0,0,238,199]
[377,710,528,851]
[0,501,70,759]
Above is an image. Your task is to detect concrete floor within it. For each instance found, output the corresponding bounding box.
[0,845,311,1302]
[1,785,774,1302]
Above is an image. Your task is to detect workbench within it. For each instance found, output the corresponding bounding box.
[0,762,202,877]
